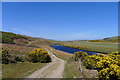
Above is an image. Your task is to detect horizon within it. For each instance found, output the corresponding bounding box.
[1,30,119,41]
[2,2,118,41]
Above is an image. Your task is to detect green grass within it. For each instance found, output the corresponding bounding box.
[1,31,28,44]
[2,62,46,78]
[103,36,120,41]
[0,63,2,79]
[63,57,83,78]
[74,41,118,49]
[61,41,119,54]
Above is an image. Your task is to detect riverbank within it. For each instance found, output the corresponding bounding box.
[50,44,97,55]
[59,41,118,54]
[49,47,98,78]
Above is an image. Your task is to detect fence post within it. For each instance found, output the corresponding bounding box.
[78,58,82,73]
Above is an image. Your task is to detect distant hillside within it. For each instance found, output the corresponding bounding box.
[0,31,30,44]
[88,36,120,43]
[0,31,52,46]
[103,36,120,41]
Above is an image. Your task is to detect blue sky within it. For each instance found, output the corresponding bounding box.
[2,2,118,41]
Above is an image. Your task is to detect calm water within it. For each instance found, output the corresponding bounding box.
[50,44,97,55]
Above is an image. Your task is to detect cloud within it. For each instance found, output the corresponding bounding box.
[58,33,98,41]
[7,28,104,41]
[10,27,36,37]
[39,32,101,41]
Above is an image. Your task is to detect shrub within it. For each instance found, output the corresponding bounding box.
[29,48,51,63]
[83,55,98,69]
[74,51,88,61]
[1,48,11,64]
[15,56,25,62]
[82,51,120,79]
[1,48,25,64]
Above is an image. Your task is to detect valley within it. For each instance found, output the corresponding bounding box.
[1,31,120,79]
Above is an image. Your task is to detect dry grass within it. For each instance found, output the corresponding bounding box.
[48,47,73,61]
[2,44,36,55]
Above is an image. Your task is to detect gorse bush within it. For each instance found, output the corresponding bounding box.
[1,48,51,64]
[88,40,120,43]
[80,51,120,79]
[83,55,97,69]
[29,48,51,63]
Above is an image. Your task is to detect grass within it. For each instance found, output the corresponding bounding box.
[2,44,36,56]
[28,39,50,48]
[1,31,28,44]
[103,36,120,41]
[1,39,48,78]
[63,57,83,78]
[61,41,119,54]
[0,63,2,79]
[2,62,46,78]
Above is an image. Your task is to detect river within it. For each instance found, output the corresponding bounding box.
[50,44,97,55]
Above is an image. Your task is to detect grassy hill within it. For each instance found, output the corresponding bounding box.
[87,36,120,43]
[0,31,51,46]
[103,36,120,40]
[103,36,120,42]
[0,31,29,44]
[1,31,52,78]
[1,31,52,56]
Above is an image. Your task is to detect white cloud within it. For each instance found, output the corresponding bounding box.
[10,27,36,37]
[39,32,102,41]
[8,28,105,41]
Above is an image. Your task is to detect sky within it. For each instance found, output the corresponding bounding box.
[2,2,118,41]
[2,0,120,2]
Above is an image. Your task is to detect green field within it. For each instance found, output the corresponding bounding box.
[61,40,119,54]
[2,62,46,78]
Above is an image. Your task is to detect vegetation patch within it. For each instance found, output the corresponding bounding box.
[60,41,118,54]
[2,62,46,78]
[28,48,51,63]
[63,57,83,78]
[1,31,28,44]
[2,44,36,55]
[74,51,120,79]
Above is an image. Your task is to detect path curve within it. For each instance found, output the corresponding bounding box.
[27,48,65,78]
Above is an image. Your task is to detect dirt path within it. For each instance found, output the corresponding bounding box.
[27,48,65,78]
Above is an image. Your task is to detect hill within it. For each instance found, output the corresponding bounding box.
[1,31,52,78]
[0,31,51,46]
[0,31,29,44]
[103,36,120,41]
